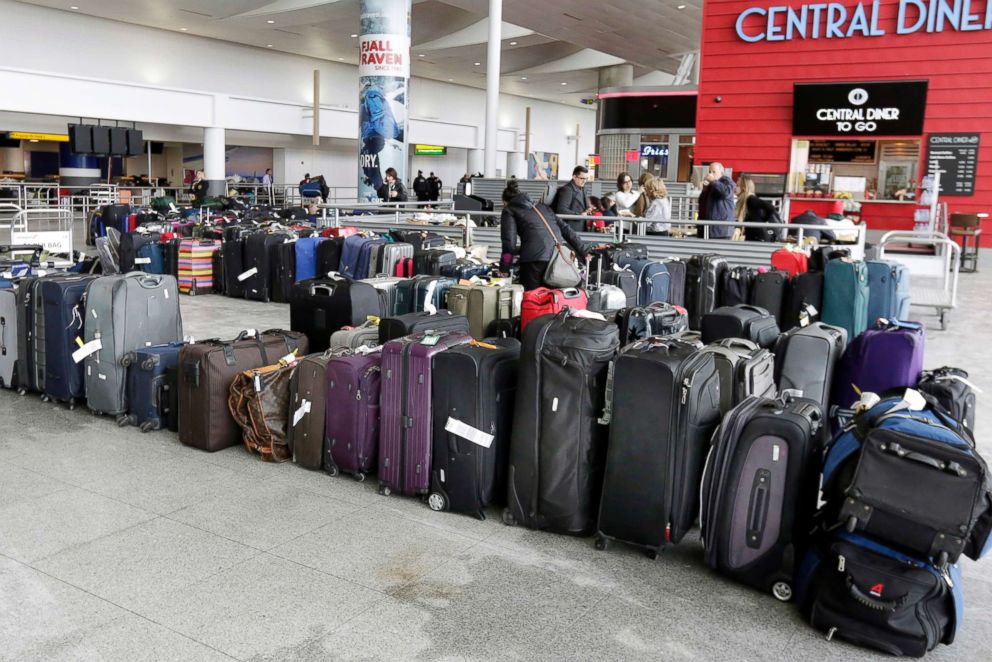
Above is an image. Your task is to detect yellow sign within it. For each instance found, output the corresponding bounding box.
[8,132,70,142]
[414,144,446,155]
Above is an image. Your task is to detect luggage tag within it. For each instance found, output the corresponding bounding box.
[254,373,263,392]
[444,417,494,449]
[134,257,152,265]
[420,334,441,346]
[292,399,312,427]
[237,267,258,282]
[72,338,102,364]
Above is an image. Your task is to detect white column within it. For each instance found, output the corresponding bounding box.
[484,0,502,177]
[467,149,485,176]
[507,152,528,179]
[203,126,226,196]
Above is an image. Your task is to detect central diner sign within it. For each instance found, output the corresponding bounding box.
[792,80,928,136]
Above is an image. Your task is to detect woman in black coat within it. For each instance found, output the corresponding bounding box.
[736,175,781,242]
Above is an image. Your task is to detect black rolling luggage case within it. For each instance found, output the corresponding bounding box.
[700,338,777,414]
[615,302,688,345]
[504,309,620,535]
[663,258,687,307]
[222,239,247,298]
[289,276,382,352]
[701,304,780,349]
[917,367,978,433]
[719,266,755,307]
[429,338,520,519]
[783,271,824,330]
[243,233,287,302]
[316,236,344,275]
[588,242,648,273]
[596,337,722,556]
[413,249,458,276]
[685,254,727,330]
[212,247,227,296]
[377,310,470,344]
[700,394,822,599]
[750,270,788,327]
[773,322,846,417]
[270,239,297,304]
[162,237,181,278]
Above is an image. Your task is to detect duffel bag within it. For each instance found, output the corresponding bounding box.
[228,354,300,462]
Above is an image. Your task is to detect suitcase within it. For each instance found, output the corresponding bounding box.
[615,302,688,345]
[223,239,248,298]
[504,309,620,535]
[178,329,308,452]
[377,242,415,277]
[41,275,97,407]
[339,235,373,277]
[316,236,344,276]
[178,239,220,295]
[228,359,299,462]
[866,259,911,323]
[783,270,824,331]
[119,232,160,273]
[212,246,227,295]
[389,229,445,251]
[701,395,822,599]
[121,341,186,431]
[95,236,120,275]
[362,276,404,317]
[598,269,637,308]
[161,237,181,278]
[771,247,809,277]
[700,338,777,414]
[586,284,627,314]
[439,258,489,281]
[719,266,755,308]
[294,237,324,283]
[287,351,332,470]
[685,254,728,330]
[413,249,458,276]
[0,287,17,388]
[324,351,383,479]
[701,304,780,349]
[394,257,414,278]
[821,259,869,342]
[486,316,521,340]
[773,322,846,418]
[321,226,360,239]
[359,239,389,279]
[917,366,978,433]
[83,273,183,416]
[588,242,648,274]
[330,320,381,351]
[378,330,474,496]
[663,258,687,307]
[596,337,722,555]
[394,275,456,314]
[429,338,521,518]
[750,270,788,328]
[831,319,925,411]
[377,310,470,344]
[135,241,166,275]
[445,283,524,340]
[15,275,48,394]
[520,287,588,331]
[616,257,669,306]
[289,276,382,352]
[270,239,297,304]
[241,233,283,302]
[808,245,851,272]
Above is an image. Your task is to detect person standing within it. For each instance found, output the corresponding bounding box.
[261,168,273,205]
[614,172,639,214]
[552,165,592,231]
[427,172,442,202]
[630,172,655,218]
[736,174,780,241]
[697,162,736,239]
[642,178,672,235]
[377,167,408,203]
[413,170,428,204]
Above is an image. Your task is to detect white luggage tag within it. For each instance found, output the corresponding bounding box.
[445,417,494,449]
[569,309,607,322]
[292,399,312,427]
[237,267,258,282]
[134,257,152,265]
[72,338,102,364]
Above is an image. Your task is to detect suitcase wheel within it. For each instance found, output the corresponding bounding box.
[141,358,157,371]
[40,394,50,403]
[645,549,659,560]
[140,421,157,433]
[594,536,609,552]
[121,354,134,368]
[844,515,858,533]
[17,388,27,396]
[501,508,516,527]
[67,399,76,411]
[378,484,391,496]
[116,415,130,427]
[772,582,793,602]
[327,464,340,477]
[427,492,448,513]
[353,472,366,483]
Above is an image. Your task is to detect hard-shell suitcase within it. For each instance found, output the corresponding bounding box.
[520,287,588,331]
[685,254,728,330]
[178,239,219,295]
[358,239,389,279]
[783,271,824,330]
[0,287,17,388]
[413,249,458,276]
[316,237,344,275]
[121,341,186,431]
[429,338,520,518]
[663,258,687,307]
[917,367,978,433]
[270,239,297,303]
[719,266,755,308]
[330,320,381,350]
[596,337,722,554]
[83,273,183,416]
[504,310,620,535]
[586,284,627,314]
[771,248,809,277]
[394,275,456,314]
[831,319,925,411]
[178,329,308,452]
[289,276,382,352]
[41,275,97,407]
[223,239,247,298]
[599,269,637,308]
[445,283,524,340]
[378,242,415,277]
[750,270,788,328]
[287,351,332,470]
[362,276,402,316]
[700,338,777,414]
[394,257,414,278]
[324,350,382,479]
[701,395,823,598]
[822,259,869,342]
[774,322,846,417]
[615,302,688,345]
[701,304,780,349]
[866,259,911,323]
[294,237,324,283]
[15,276,48,394]
[378,330,474,496]
[377,310,470,344]
[616,257,669,306]
[439,258,489,281]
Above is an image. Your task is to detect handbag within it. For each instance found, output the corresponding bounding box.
[532,204,582,288]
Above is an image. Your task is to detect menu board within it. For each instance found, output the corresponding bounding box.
[809,140,876,163]
[926,133,980,197]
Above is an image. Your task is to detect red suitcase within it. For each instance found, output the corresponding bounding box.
[321,226,360,238]
[520,287,588,331]
[771,248,808,278]
[394,257,414,277]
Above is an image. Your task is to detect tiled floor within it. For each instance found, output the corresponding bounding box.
[1,257,990,661]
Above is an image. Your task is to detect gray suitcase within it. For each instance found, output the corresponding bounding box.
[773,322,846,417]
[445,283,523,340]
[699,338,776,414]
[378,242,414,277]
[84,273,183,416]
[362,276,404,316]
[329,320,381,351]
[0,288,17,388]
[586,284,627,314]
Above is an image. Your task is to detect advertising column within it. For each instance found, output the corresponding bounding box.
[358,0,411,203]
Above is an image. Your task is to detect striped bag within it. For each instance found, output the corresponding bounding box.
[178,239,220,295]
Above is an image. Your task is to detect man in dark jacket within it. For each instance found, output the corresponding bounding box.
[552,166,592,231]
[500,181,591,290]
[697,162,736,239]
[427,172,442,202]
[412,170,428,203]
[377,167,408,203]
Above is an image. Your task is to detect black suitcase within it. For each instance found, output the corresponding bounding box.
[701,394,822,599]
[243,233,287,302]
[212,247,227,295]
[783,271,824,330]
[596,337,722,555]
[270,239,297,304]
[685,254,728,330]
[663,258,687,307]
[223,239,247,298]
[773,322,846,419]
[750,270,788,327]
[377,310,470,344]
[162,238,181,277]
[389,229,445,252]
[589,242,648,274]
[616,302,688,345]
[14,275,47,394]
[719,266,755,307]
[701,304,780,349]
[413,249,458,276]
[599,269,637,308]
[316,236,344,275]
[700,338,777,414]
[486,316,521,340]
[504,309,620,535]
[917,366,978,433]
[290,276,382,352]
[164,365,180,432]
[429,338,520,519]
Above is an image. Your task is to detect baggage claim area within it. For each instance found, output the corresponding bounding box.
[1,1,991,660]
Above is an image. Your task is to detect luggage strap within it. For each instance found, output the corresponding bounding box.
[597,360,617,426]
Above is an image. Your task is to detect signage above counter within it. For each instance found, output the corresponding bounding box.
[809,140,877,163]
[793,81,928,136]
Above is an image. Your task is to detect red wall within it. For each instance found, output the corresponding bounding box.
[696,0,992,240]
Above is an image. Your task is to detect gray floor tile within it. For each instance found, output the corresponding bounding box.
[196,443,300,480]
[0,486,156,563]
[269,506,478,593]
[266,466,383,508]
[135,553,383,661]
[34,518,259,613]
[167,478,362,551]
[0,463,69,508]
[371,493,501,543]
[0,555,124,662]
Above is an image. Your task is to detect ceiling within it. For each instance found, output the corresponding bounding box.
[16,0,701,105]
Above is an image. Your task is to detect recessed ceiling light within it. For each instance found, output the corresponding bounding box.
[418,53,424,57]
[350,34,358,38]
[509,41,517,45]
[337,57,344,60]
[29,139,39,143]
[266,19,275,24]
[266,44,273,48]
[521,76,527,80]
[474,62,481,66]
[70,5,79,9]
[677,3,686,8]
[561,82,568,85]
[448,78,453,81]
[180,27,188,31]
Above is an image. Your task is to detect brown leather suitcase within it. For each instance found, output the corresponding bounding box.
[178,329,308,452]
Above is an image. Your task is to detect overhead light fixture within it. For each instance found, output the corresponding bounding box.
[266,44,273,48]
[561,82,568,85]
[509,41,517,45]
[448,78,453,81]
[350,33,358,38]
[418,54,424,57]
[266,19,275,24]
[677,3,686,8]
[521,76,527,80]
[338,57,344,60]
[70,5,79,9]
[180,27,188,31]
[29,139,39,143]
[474,62,481,66]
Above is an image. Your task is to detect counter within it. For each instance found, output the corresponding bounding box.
[786,197,918,232]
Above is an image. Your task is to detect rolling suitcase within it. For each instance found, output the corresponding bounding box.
[439,258,489,280]
[212,246,227,295]
[178,329,308,452]
[15,275,48,394]
[750,270,788,328]
[378,242,415,277]
[289,276,382,352]
[821,259,869,342]
[358,239,389,279]
[685,254,728,330]
[377,310,470,344]
[270,239,297,303]
[135,241,166,275]
[394,257,414,278]
[917,367,978,433]
[378,330,474,496]
[445,283,524,340]
[588,242,648,273]
[616,256,669,306]
[520,287,588,331]
[223,239,247,298]
[294,237,324,283]
[393,275,456,314]
[324,351,383,479]
[486,316,521,340]
[330,320,381,351]
[504,309,620,535]
[41,275,97,407]
[773,322,846,418]
[121,341,186,431]
[83,273,183,416]
[178,239,219,295]
[363,275,404,317]
[339,235,374,277]
[161,237,181,278]
[428,338,520,519]
[719,266,754,308]
[287,351,332,470]
[316,236,344,275]
[866,259,911,323]
[831,319,925,411]
[783,270,824,330]
[700,338,777,414]
[701,304,780,349]
[701,394,823,598]
[389,229,444,251]
[119,232,159,273]
[585,284,627,314]
[615,302,688,345]
[241,233,284,302]
[0,287,17,388]
[771,247,809,277]
[413,249,458,276]
[599,269,637,308]
[663,258,687,307]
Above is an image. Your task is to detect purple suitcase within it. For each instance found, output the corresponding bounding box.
[324,351,382,480]
[378,330,473,496]
[831,319,925,411]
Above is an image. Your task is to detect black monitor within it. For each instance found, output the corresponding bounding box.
[91,126,111,155]
[110,128,128,156]
[126,129,145,156]
[68,124,93,154]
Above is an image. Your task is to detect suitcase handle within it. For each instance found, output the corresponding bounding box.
[881,442,967,477]
[737,304,770,316]
[847,578,906,612]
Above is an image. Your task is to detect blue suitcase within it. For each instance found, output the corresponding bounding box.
[439,259,490,280]
[41,275,98,408]
[339,235,373,277]
[135,241,166,275]
[866,260,910,323]
[822,260,869,342]
[617,256,670,306]
[294,237,324,283]
[357,239,389,279]
[121,341,187,431]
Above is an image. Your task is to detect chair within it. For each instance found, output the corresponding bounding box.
[949,213,982,272]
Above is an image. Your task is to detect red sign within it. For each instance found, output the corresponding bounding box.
[625,150,640,162]
[589,154,601,165]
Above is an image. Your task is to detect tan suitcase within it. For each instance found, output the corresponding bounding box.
[445,283,523,339]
